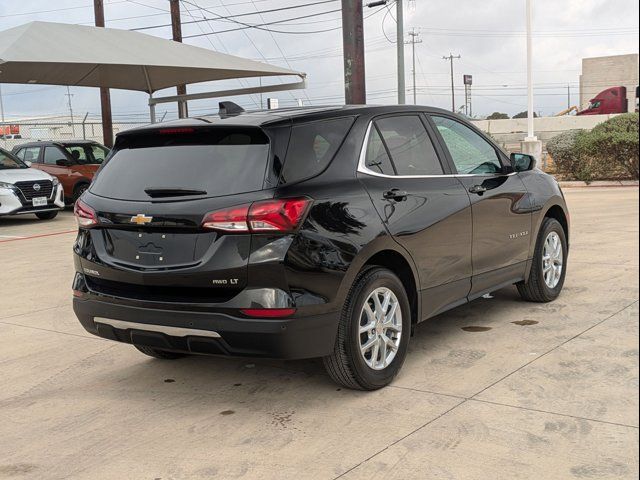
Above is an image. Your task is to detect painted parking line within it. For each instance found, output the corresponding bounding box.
[0,235,25,239]
[0,229,77,243]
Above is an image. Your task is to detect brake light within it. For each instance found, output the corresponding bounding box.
[240,308,297,318]
[74,200,98,228]
[157,127,195,135]
[202,198,311,233]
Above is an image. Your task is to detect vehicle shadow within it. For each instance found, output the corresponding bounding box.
[75,285,531,407]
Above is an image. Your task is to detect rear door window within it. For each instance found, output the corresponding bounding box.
[364,127,395,175]
[18,147,41,163]
[375,115,444,176]
[280,117,354,184]
[90,128,271,201]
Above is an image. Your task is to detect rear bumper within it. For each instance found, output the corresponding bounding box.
[73,296,339,359]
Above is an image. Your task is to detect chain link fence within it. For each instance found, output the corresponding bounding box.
[0,120,147,151]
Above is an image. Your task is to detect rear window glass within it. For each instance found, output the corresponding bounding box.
[90,128,270,201]
[280,117,354,184]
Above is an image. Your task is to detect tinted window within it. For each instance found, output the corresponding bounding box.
[280,117,354,183]
[364,127,395,175]
[19,147,41,163]
[43,146,67,165]
[376,116,443,176]
[90,128,270,201]
[64,144,108,164]
[13,149,25,160]
[432,116,502,174]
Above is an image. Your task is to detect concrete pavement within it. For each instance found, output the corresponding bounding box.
[0,188,638,480]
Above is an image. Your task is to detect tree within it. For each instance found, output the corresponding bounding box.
[512,111,539,119]
[486,112,509,120]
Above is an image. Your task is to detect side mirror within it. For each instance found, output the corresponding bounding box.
[510,153,536,172]
[24,160,33,167]
[56,159,71,167]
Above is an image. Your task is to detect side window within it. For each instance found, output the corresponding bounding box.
[65,146,87,163]
[90,146,108,164]
[431,116,502,174]
[43,146,67,165]
[14,149,25,160]
[21,147,41,163]
[280,117,354,184]
[375,115,444,176]
[364,126,395,175]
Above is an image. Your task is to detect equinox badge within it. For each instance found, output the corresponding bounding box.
[130,214,153,225]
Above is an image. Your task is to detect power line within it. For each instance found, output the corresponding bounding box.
[132,0,338,31]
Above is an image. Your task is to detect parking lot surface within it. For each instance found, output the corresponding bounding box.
[1,188,638,480]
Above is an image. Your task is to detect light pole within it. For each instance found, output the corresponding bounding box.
[522,0,542,161]
[367,1,405,104]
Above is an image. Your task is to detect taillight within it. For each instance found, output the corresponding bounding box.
[202,198,311,233]
[74,200,98,228]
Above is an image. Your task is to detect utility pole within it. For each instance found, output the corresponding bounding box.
[406,28,422,105]
[170,0,188,118]
[65,86,75,137]
[93,0,113,148]
[341,0,366,104]
[442,53,461,112]
[397,0,406,104]
[567,84,571,109]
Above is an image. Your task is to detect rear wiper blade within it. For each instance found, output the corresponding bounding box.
[144,187,207,198]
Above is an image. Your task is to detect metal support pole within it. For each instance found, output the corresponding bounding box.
[82,112,89,140]
[526,0,535,140]
[94,0,114,148]
[149,96,156,124]
[397,0,405,104]
[170,0,188,118]
[341,0,366,104]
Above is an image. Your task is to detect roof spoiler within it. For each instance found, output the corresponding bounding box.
[219,101,245,116]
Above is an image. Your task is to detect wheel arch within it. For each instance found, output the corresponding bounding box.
[338,239,421,327]
[543,204,569,246]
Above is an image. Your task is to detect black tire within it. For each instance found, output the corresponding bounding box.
[517,217,567,302]
[134,345,186,360]
[35,211,58,220]
[73,183,89,203]
[323,267,411,390]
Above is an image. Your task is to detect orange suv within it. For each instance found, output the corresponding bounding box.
[13,140,109,203]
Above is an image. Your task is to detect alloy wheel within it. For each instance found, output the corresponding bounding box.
[542,231,563,288]
[358,287,403,370]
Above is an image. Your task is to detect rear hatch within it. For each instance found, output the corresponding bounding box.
[80,126,276,301]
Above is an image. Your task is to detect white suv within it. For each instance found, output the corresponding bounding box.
[0,147,64,220]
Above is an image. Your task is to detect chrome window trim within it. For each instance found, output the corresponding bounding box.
[95,318,221,339]
[357,121,515,179]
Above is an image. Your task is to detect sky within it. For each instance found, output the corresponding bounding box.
[0,0,638,122]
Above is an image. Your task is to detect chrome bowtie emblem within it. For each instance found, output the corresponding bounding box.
[33,183,41,191]
[130,214,153,225]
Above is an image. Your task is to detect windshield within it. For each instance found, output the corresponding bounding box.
[0,150,27,170]
[90,128,270,201]
[64,144,109,165]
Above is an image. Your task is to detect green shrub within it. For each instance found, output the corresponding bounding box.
[546,113,639,181]
[546,129,591,181]
[579,113,639,179]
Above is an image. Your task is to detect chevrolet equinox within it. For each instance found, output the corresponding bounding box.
[72,104,569,390]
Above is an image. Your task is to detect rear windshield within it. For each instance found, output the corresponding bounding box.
[90,128,270,201]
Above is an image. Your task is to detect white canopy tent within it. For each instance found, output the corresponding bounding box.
[0,21,306,121]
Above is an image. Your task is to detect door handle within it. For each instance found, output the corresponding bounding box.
[468,184,487,195]
[383,188,408,201]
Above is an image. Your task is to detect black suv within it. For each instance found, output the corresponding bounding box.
[72,105,569,390]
